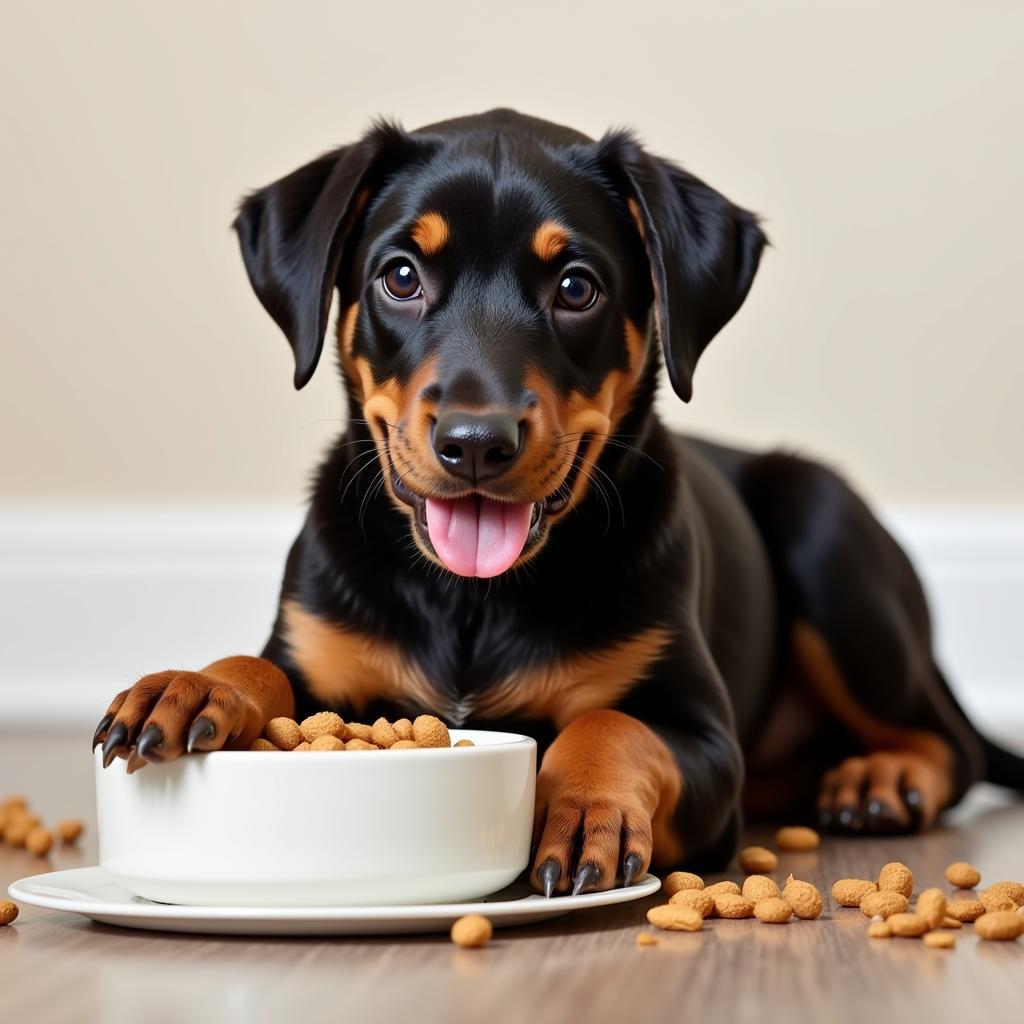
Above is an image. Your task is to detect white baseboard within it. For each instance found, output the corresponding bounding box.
[1,503,1022,736]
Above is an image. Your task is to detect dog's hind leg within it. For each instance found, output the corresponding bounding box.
[735,451,988,833]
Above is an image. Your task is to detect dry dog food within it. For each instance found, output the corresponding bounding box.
[877,862,914,899]
[636,932,659,946]
[979,889,1016,914]
[0,900,18,926]
[25,827,53,857]
[944,861,981,889]
[704,880,742,898]
[252,713,462,751]
[713,893,755,919]
[647,905,703,931]
[783,876,823,920]
[832,879,878,907]
[664,871,704,897]
[888,912,930,938]
[669,888,715,917]
[450,914,493,947]
[916,888,947,930]
[867,921,891,938]
[945,899,985,922]
[738,846,778,874]
[753,897,793,923]
[2,796,83,854]
[775,826,820,852]
[941,917,962,929]
[983,881,1024,907]
[974,911,1024,941]
[742,875,781,901]
[56,818,84,844]
[859,890,909,919]
[922,931,955,949]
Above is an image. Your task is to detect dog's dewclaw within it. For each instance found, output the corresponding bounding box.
[249,738,279,751]
[775,826,820,852]
[663,871,704,897]
[742,875,781,902]
[982,881,1024,908]
[832,879,878,907]
[713,893,755,919]
[669,889,715,917]
[916,888,947,930]
[860,890,909,919]
[944,861,981,889]
[922,931,955,949]
[412,715,451,748]
[974,911,1024,941]
[783,877,823,920]
[888,913,930,938]
[636,932,659,946]
[647,904,703,931]
[56,819,84,844]
[299,711,347,744]
[738,846,777,874]
[264,717,302,751]
[371,717,398,748]
[0,900,18,926]
[753,897,792,923]
[877,862,913,899]
[867,921,891,938]
[945,899,985,922]
[450,914,493,947]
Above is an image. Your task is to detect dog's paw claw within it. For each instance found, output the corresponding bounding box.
[136,724,164,761]
[537,859,561,898]
[101,722,129,768]
[92,713,113,751]
[186,717,216,754]
[571,861,601,896]
[622,852,642,888]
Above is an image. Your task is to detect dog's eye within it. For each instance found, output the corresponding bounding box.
[555,272,598,312]
[381,263,422,301]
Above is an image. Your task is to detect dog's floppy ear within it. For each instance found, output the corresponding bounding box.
[233,120,423,389]
[595,132,767,402]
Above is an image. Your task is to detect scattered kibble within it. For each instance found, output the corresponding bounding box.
[742,875,781,901]
[944,861,981,889]
[974,911,1024,941]
[833,879,878,907]
[783,876,823,920]
[916,888,947,930]
[738,846,777,874]
[983,881,1024,908]
[877,862,914,899]
[25,826,53,857]
[888,912,930,938]
[647,904,703,931]
[450,913,493,947]
[941,916,962,929]
[0,900,18,926]
[867,920,892,938]
[775,826,820,852]
[923,930,955,949]
[980,889,1016,914]
[753,897,793,923]
[713,893,755,919]
[946,899,985,922]
[669,888,715,917]
[860,890,909,919]
[663,871,704,897]
[636,932,659,946]
[56,819,84,844]
[704,880,741,898]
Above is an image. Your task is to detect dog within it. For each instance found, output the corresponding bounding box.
[93,109,1024,895]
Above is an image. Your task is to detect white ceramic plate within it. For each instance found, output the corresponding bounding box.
[9,867,661,936]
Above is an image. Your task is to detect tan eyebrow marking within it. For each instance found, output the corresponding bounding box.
[531,220,570,261]
[410,211,450,256]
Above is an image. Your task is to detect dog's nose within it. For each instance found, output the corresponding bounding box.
[432,411,524,484]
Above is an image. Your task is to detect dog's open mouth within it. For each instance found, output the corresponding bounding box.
[389,438,589,578]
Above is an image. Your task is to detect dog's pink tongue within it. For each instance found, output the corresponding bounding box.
[425,496,533,578]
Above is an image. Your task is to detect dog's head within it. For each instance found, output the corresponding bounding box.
[234,109,765,578]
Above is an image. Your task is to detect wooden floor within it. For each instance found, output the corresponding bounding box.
[2,730,1022,1024]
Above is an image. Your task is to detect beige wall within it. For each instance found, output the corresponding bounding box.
[1,0,1021,505]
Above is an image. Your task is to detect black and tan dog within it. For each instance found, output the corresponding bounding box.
[94,109,1023,895]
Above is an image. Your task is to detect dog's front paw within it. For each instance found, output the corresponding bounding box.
[529,709,681,896]
[92,670,264,771]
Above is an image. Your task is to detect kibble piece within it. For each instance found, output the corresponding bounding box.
[944,861,981,889]
[754,897,792,923]
[775,826,820,852]
[345,739,378,751]
[371,718,399,748]
[916,888,946,930]
[25,827,53,857]
[0,900,18,926]
[635,932,659,946]
[264,717,302,751]
[347,723,373,743]
[713,893,756,919]
[454,739,475,748]
[867,921,891,938]
[923,931,955,949]
[663,871,704,897]
[983,881,1024,908]
[704,880,741,897]
[450,913,493,947]
[310,734,345,752]
[980,889,1016,914]
[888,913,930,937]
[1,796,27,812]
[390,740,419,750]
[299,712,347,744]
[669,888,715,917]
[392,718,413,741]
[647,904,703,931]
[249,738,279,751]
[783,877,823,920]
[860,890,909,919]
[738,846,777,874]
[833,879,878,907]
[3,818,33,848]
[946,899,985,922]
[294,742,311,752]
[56,819,84,844]
[742,875,781,901]
[941,916,962,929]
[412,715,451,748]
[975,911,1024,941]
[878,862,913,899]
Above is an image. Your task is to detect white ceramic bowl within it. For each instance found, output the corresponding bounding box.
[95,729,536,907]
